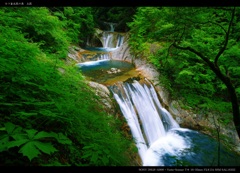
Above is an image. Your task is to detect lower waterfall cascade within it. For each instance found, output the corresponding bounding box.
[109,79,185,166]
[109,78,240,166]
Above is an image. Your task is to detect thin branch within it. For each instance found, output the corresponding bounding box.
[172,42,212,66]
[184,18,227,35]
[209,21,227,35]
[172,42,225,80]
[214,7,236,67]
[166,43,174,60]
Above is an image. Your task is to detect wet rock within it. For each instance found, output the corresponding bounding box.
[88,81,114,114]
[124,76,141,83]
[107,68,122,74]
[67,45,82,63]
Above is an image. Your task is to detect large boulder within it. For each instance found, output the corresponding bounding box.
[88,81,115,114]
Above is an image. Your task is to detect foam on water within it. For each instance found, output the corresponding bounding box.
[143,128,192,166]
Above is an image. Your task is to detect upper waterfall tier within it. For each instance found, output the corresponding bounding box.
[85,29,125,51]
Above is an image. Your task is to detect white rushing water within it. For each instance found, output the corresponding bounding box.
[102,32,124,49]
[111,83,148,160]
[110,79,191,166]
[103,32,113,48]
[76,59,109,67]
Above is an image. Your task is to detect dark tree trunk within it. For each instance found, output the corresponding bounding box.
[220,74,240,138]
[212,66,240,139]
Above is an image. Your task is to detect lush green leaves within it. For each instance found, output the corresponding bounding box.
[128,7,240,117]
[0,122,73,161]
[54,133,72,145]
[0,7,135,166]
[19,142,42,161]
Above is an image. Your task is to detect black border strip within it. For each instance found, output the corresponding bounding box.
[0,0,240,7]
[2,166,240,173]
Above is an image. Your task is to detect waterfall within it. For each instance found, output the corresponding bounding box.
[76,53,110,67]
[98,54,110,61]
[109,79,182,165]
[102,32,124,49]
[103,32,113,48]
[116,34,124,48]
[85,21,124,50]
[102,22,117,48]
[110,82,148,161]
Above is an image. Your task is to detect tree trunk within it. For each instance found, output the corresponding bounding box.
[213,66,240,139]
[220,73,240,138]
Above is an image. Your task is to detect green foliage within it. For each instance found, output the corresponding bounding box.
[81,143,111,166]
[128,7,240,115]
[62,7,95,44]
[0,7,69,58]
[47,7,95,45]
[0,122,71,161]
[80,124,131,166]
[0,7,135,166]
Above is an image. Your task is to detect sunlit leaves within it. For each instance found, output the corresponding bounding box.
[61,7,95,44]
[0,7,69,58]
[161,23,174,31]
[179,69,194,77]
